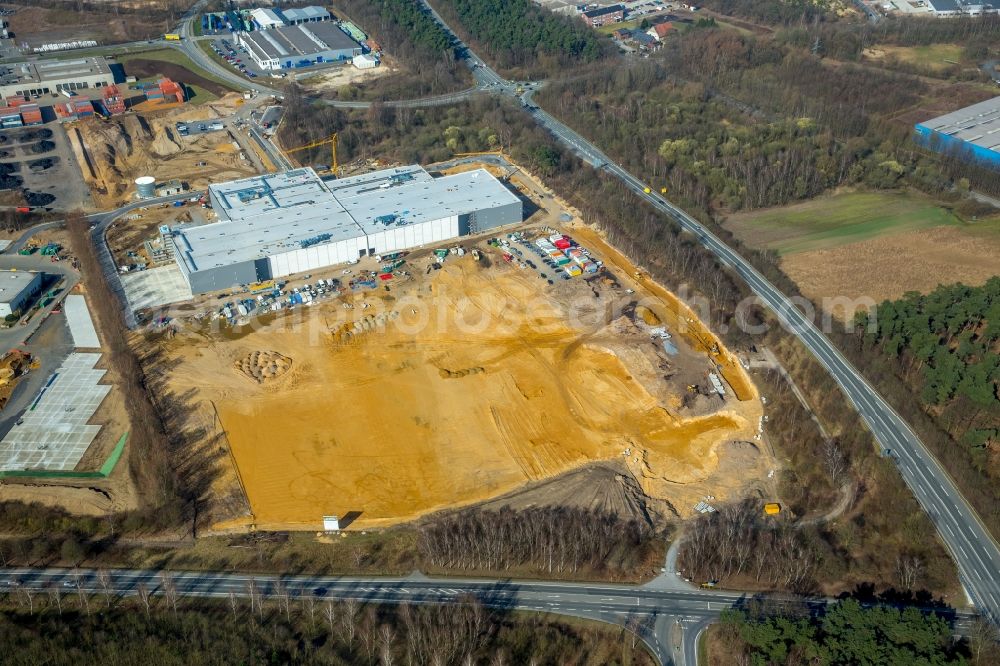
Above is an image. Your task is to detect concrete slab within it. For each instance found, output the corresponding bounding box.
[120,264,193,312]
[63,294,100,349]
[0,352,110,471]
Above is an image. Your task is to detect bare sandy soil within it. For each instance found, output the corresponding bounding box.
[160,223,765,531]
[298,62,396,93]
[782,225,1000,319]
[72,93,256,208]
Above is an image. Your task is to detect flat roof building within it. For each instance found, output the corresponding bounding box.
[915,96,1000,169]
[582,4,626,26]
[249,7,285,29]
[172,165,522,293]
[235,22,360,70]
[0,57,114,99]
[280,6,331,24]
[0,270,42,318]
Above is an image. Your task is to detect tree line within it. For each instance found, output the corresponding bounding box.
[328,0,470,100]
[418,506,660,578]
[856,279,999,474]
[715,600,983,665]
[0,593,651,665]
[430,0,612,77]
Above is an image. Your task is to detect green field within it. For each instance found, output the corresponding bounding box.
[724,191,965,255]
[869,44,964,72]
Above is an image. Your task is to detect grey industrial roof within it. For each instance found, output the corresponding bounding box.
[927,0,960,10]
[0,57,111,87]
[180,166,521,271]
[918,96,1000,153]
[242,22,358,60]
[64,294,100,349]
[281,6,330,21]
[0,352,110,472]
[0,270,38,303]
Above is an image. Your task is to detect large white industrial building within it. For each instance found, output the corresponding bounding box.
[170,165,522,294]
[235,21,361,70]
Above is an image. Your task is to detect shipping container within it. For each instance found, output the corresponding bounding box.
[554,239,571,250]
[566,265,583,277]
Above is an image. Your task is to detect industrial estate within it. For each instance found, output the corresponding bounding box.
[0,0,996,663]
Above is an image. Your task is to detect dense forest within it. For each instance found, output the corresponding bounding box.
[326,0,470,100]
[430,0,611,76]
[713,600,982,665]
[857,279,999,471]
[0,599,652,665]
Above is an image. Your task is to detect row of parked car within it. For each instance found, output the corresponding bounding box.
[212,39,258,79]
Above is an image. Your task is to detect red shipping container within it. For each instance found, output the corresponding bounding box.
[378,273,393,281]
[554,239,571,249]
[5,96,28,107]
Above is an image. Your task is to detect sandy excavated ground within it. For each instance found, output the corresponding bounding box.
[72,93,256,208]
[162,228,764,531]
[299,62,396,93]
[782,225,1000,320]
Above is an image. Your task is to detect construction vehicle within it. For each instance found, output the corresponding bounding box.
[643,187,651,194]
[686,384,699,393]
[286,132,339,176]
[764,503,781,516]
[660,187,668,194]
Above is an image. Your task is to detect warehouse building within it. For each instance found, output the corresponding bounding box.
[0,57,114,99]
[0,270,42,318]
[235,21,361,70]
[280,6,331,25]
[582,5,626,26]
[915,96,1000,170]
[170,165,522,293]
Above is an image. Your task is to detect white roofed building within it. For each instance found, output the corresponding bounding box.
[171,165,522,293]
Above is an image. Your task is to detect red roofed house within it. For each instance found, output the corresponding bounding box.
[647,22,674,41]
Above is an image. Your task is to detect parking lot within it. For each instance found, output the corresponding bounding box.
[175,119,227,138]
[209,37,272,82]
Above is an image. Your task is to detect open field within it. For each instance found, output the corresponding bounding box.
[71,93,257,208]
[155,215,764,531]
[863,44,965,73]
[723,190,962,255]
[725,190,1000,316]
[298,61,397,94]
[2,2,175,46]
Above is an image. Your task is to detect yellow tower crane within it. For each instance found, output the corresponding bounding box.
[285,132,339,176]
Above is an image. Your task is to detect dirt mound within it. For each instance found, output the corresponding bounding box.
[636,305,660,325]
[473,461,677,528]
[439,366,485,378]
[330,311,399,343]
[234,351,292,384]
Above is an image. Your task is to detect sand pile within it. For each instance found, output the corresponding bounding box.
[234,351,292,384]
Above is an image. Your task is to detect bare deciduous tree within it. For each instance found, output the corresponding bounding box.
[137,583,152,618]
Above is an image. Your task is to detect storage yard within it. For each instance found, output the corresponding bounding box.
[155,190,766,530]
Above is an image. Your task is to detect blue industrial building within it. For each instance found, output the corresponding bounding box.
[914,96,1000,170]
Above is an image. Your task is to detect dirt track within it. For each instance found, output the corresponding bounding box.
[163,232,765,531]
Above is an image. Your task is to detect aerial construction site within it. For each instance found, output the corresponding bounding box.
[147,163,769,531]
